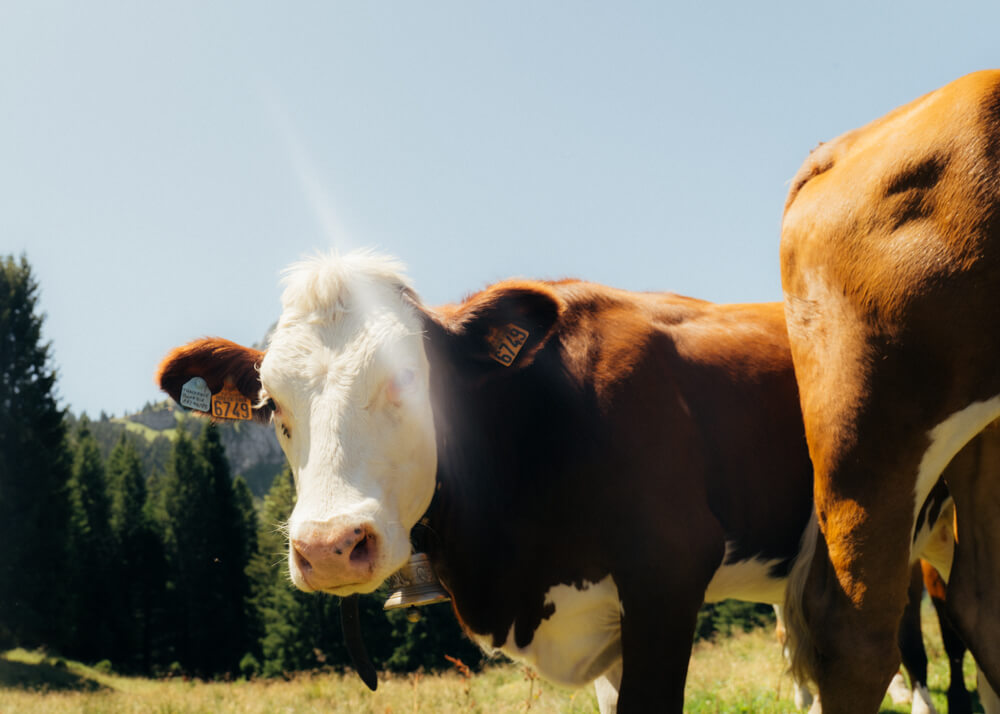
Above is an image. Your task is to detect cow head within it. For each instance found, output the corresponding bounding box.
[156,251,562,596]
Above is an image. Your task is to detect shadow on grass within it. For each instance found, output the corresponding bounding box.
[0,655,106,692]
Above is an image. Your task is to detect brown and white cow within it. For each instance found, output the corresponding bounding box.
[157,252,820,712]
[780,69,1000,714]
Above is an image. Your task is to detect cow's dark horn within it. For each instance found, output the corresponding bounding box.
[340,594,377,691]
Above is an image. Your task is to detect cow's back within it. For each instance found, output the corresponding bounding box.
[548,285,813,573]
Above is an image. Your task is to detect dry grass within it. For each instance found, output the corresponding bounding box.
[1,600,985,713]
[683,602,983,713]
[0,652,595,714]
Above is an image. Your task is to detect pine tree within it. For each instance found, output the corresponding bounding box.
[247,468,325,675]
[197,422,254,675]
[108,435,147,556]
[232,474,263,665]
[158,427,211,672]
[0,255,72,650]
[232,476,259,575]
[106,434,164,672]
[247,468,357,676]
[139,467,171,672]
[66,418,116,661]
[154,422,260,676]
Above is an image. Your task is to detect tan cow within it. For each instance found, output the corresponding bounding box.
[780,70,1000,713]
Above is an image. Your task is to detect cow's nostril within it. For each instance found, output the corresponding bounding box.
[350,533,373,563]
[292,543,314,573]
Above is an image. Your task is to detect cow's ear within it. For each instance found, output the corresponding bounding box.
[434,282,563,370]
[155,338,272,423]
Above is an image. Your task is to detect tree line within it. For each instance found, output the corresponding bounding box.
[0,254,771,680]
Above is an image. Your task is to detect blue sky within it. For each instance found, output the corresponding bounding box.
[3,1,998,417]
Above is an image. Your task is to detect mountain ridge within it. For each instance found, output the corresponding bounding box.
[71,400,285,498]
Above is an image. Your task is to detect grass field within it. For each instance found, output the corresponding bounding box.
[1,601,984,713]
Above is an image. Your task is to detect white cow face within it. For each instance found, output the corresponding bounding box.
[259,254,438,595]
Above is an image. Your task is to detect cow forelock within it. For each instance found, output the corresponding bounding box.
[260,252,437,594]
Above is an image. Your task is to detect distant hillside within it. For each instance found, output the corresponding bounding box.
[71,401,286,498]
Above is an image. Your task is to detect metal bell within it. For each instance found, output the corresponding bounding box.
[383,553,450,610]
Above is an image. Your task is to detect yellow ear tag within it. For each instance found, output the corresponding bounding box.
[487,324,530,366]
[211,386,252,420]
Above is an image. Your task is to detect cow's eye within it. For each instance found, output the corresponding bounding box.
[267,399,291,439]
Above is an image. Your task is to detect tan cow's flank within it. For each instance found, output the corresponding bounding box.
[781,70,1000,714]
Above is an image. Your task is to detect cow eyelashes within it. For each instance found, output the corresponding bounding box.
[274,409,292,440]
[264,397,292,440]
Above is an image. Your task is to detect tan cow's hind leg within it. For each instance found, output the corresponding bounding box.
[943,421,1000,696]
[803,500,911,714]
[781,324,937,713]
[806,408,1000,713]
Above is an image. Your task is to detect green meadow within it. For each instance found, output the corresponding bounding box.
[1,601,984,714]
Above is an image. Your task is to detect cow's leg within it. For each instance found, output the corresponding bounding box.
[614,521,722,713]
[897,564,938,714]
[594,660,622,714]
[943,422,1000,696]
[616,579,704,713]
[921,559,972,714]
[780,290,927,713]
[898,564,927,691]
[804,420,1000,714]
[886,672,912,706]
[615,589,701,712]
[784,418,920,714]
[934,594,972,714]
[797,522,909,714]
[937,608,972,714]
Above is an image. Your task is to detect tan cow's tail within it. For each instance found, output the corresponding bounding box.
[783,510,822,687]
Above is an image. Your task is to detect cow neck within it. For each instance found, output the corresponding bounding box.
[415,340,603,611]
[416,395,498,585]
[417,354,529,596]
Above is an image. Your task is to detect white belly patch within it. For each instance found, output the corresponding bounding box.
[913,394,1000,540]
[474,575,622,688]
[704,543,787,604]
